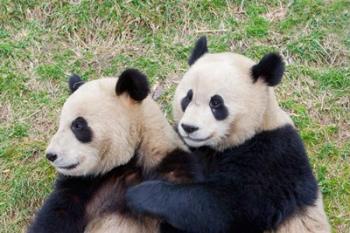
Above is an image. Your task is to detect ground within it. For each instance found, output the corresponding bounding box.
[0,0,349,232]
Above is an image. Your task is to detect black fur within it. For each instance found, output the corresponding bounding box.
[160,222,191,233]
[181,89,193,112]
[209,95,228,120]
[68,74,84,93]
[116,68,149,101]
[71,117,93,143]
[126,124,318,233]
[188,36,208,66]
[27,149,197,233]
[251,53,285,86]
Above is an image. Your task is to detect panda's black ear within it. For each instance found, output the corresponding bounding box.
[251,53,285,86]
[69,74,84,93]
[116,69,149,102]
[188,36,208,66]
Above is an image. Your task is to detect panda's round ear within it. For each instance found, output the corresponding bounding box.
[251,53,285,86]
[68,74,84,93]
[116,69,149,102]
[188,36,208,66]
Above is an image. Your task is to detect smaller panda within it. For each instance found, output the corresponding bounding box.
[27,69,197,233]
[125,37,330,233]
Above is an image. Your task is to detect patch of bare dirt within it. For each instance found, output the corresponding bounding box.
[0,103,12,124]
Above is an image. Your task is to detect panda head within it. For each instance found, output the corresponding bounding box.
[173,36,288,149]
[46,69,150,176]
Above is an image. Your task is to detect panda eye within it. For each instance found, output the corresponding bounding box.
[181,89,193,112]
[186,89,193,100]
[70,117,93,143]
[209,95,224,109]
[71,117,86,131]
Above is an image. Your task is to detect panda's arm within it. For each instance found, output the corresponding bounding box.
[126,180,234,233]
[126,180,296,233]
[27,190,87,233]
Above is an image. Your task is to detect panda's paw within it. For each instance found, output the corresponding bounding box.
[126,180,170,217]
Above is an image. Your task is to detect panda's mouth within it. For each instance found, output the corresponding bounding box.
[184,135,212,142]
[57,163,79,170]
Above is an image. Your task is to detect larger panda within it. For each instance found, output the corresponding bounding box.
[125,37,331,233]
[27,69,197,233]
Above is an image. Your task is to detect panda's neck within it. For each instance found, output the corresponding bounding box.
[218,88,292,151]
[137,98,188,169]
[262,88,293,131]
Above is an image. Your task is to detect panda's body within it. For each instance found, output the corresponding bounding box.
[127,126,327,233]
[27,70,197,233]
[28,157,142,233]
[126,38,330,233]
[179,125,319,232]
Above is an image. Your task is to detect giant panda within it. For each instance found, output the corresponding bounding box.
[27,68,197,233]
[125,37,331,233]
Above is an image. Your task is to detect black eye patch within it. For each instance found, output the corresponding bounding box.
[71,117,93,143]
[181,89,193,112]
[209,95,228,120]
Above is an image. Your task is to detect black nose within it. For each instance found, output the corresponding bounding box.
[181,123,199,134]
[46,153,57,162]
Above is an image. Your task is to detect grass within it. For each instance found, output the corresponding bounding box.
[0,0,349,232]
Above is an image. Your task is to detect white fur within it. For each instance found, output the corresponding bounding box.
[84,214,159,233]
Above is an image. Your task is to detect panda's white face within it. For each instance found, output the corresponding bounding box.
[173,53,268,149]
[174,37,289,149]
[46,78,138,176]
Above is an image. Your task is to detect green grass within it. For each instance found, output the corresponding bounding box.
[0,0,349,232]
